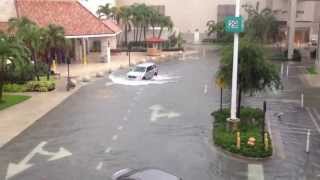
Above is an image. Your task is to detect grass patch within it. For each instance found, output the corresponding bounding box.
[307,66,318,75]
[0,95,31,110]
[212,107,272,158]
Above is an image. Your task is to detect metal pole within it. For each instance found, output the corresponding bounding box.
[306,129,310,153]
[230,0,241,120]
[280,63,284,77]
[220,87,223,111]
[301,91,304,108]
[286,64,289,77]
[317,23,320,65]
[67,58,70,91]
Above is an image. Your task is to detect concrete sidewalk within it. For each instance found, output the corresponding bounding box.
[0,50,198,149]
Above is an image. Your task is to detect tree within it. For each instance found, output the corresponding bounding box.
[158,16,173,38]
[41,24,65,80]
[0,33,29,100]
[97,3,113,19]
[9,17,44,80]
[206,20,233,42]
[243,4,280,43]
[217,38,280,117]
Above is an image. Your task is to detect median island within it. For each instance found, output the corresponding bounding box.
[212,107,272,158]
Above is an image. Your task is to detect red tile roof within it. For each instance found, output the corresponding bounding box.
[102,19,122,34]
[15,0,116,37]
[0,22,9,33]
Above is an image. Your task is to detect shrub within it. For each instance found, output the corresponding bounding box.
[3,83,27,92]
[307,66,318,75]
[284,49,302,61]
[5,62,35,83]
[25,80,55,92]
[212,107,272,158]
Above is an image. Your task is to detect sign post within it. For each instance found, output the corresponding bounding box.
[226,0,243,131]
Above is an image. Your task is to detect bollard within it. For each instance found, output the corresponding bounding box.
[306,129,311,153]
[264,133,269,151]
[280,63,284,77]
[301,92,304,108]
[286,65,289,77]
[236,132,241,150]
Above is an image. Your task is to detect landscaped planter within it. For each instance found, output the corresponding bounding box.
[212,108,273,158]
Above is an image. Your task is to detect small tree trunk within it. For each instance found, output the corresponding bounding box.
[125,24,128,47]
[158,27,163,38]
[143,26,147,41]
[139,25,143,42]
[0,59,4,101]
[33,51,40,81]
[152,26,155,37]
[237,86,242,118]
[220,87,223,112]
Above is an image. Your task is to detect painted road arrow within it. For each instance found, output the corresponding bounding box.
[6,141,72,180]
[149,104,181,122]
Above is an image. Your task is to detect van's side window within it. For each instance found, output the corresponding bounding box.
[147,66,153,72]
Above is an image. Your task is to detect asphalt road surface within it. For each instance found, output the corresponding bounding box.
[0,46,319,180]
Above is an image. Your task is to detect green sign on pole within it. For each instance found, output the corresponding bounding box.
[224,16,244,33]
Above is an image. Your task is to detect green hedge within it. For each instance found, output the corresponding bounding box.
[212,108,272,158]
[3,84,27,92]
[25,80,55,92]
[4,78,55,93]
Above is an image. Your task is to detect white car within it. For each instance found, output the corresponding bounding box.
[127,63,158,80]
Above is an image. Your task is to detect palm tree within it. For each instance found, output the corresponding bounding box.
[119,6,132,47]
[158,16,173,38]
[9,17,43,80]
[41,24,65,80]
[243,4,280,43]
[0,33,29,100]
[8,17,36,37]
[97,3,112,18]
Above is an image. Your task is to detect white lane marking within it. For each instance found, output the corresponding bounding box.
[105,147,112,153]
[123,116,128,121]
[96,162,103,170]
[204,84,208,94]
[118,126,123,131]
[275,126,286,159]
[105,82,114,86]
[6,141,72,180]
[248,164,264,180]
[306,107,320,134]
[149,104,180,122]
[112,135,118,141]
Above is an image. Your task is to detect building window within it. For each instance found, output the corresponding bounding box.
[217,5,235,22]
[150,5,165,16]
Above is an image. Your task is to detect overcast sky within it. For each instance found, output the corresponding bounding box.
[80,0,115,16]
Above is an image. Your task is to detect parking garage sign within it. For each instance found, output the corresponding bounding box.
[224,16,244,33]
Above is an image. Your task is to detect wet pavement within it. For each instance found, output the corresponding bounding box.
[0,46,319,180]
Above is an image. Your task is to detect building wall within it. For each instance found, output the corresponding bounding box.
[117,0,216,33]
[0,0,17,21]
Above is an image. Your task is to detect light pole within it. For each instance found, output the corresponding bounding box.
[227,0,241,130]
